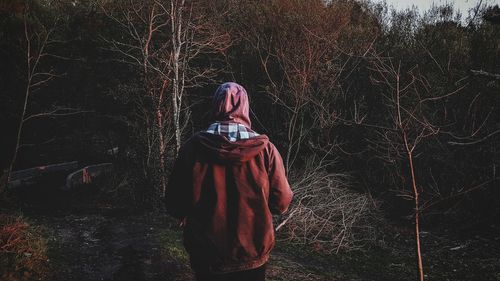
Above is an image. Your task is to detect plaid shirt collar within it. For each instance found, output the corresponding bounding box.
[206,122,259,142]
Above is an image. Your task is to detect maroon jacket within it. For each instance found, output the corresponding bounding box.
[165,82,293,273]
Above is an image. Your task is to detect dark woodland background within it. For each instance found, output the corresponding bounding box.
[0,0,499,280]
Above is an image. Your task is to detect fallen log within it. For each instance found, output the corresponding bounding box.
[8,161,79,189]
[63,163,113,191]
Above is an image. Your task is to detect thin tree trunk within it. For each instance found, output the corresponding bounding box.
[404,132,425,281]
[157,109,167,196]
[396,69,424,281]
[7,80,30,184]
[285,109,299,175]
[5,11,32,192]
[157,80,168,196]
[170,0,185,155]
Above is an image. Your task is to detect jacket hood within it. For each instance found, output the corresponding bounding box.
[212,82,251,128]
[195,132,269,163]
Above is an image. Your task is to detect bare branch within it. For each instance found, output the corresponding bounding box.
[448,128,500,146]
[23,108,92,123]
[470,69,500,80]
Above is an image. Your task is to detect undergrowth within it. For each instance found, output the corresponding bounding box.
[0,213,51,281]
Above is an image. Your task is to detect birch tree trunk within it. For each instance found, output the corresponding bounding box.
[170,0,185,155]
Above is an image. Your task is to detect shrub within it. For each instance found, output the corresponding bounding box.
[277,159,377,253]
[0,214,50,281]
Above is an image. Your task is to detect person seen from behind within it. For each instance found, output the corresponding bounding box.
[165,82,293,281]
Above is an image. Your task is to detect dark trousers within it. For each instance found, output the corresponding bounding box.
[194,263,267,281]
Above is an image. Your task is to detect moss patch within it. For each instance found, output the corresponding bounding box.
[157,228,189,265]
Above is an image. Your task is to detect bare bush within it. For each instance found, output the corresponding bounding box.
[277,158,377,253]
[0,214,50,281]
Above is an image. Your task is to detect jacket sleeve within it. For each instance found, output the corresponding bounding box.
[164,140,193,219]
[267,143,293,215]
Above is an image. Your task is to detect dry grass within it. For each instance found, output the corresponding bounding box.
[0,213,50,281]
[277,159,377,253]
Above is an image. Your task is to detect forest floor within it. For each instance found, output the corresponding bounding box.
[9,184,500,281]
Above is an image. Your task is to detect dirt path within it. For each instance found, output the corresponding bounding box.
[12,183,347,281]
[30,211,192,281]
[27,209,345,281]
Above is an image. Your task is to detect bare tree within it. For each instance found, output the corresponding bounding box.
[368,52,468,281]
[2,2,80,194]
[100,0,230,196]
[235,0,346,173]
